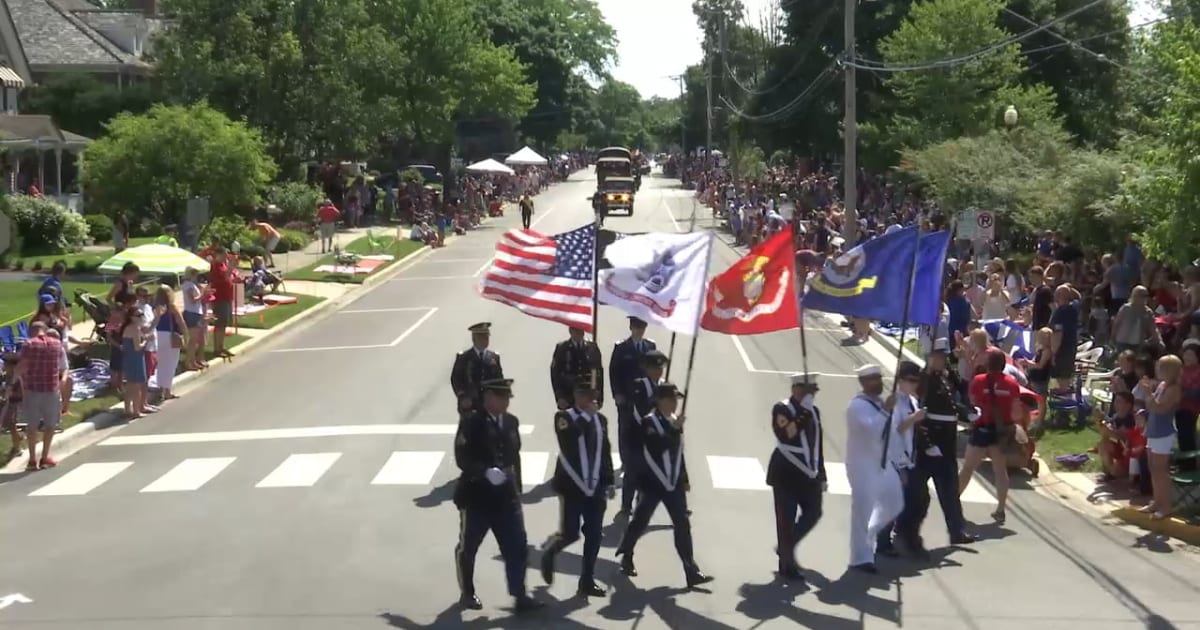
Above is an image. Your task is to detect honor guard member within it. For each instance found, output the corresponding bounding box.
[617,349,668,515]
[610,317,657,511]
[615,383,713,589]
[452,378,542,613]
[541,372,615,597]
[767,373,826,582]
[895,339,978,550]
[451,323,505,416]
[550,326,605,410]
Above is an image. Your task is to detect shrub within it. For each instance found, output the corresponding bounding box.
[200,216,256,249]
[3,195,89,254]
[275,228,310,253]
[82,213,113,242]
[266,182,322,224]
[72,259,90,273]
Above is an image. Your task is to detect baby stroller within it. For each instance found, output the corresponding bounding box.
[74,289,111,342]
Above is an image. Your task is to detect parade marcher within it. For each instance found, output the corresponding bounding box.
[875,361,922,557]
[845,364,919,574]
[609,317,657,514]
[617,349,668,516]
[450,323,505,416]
[452,379,542,612]
[541,373,616,597]
[615,383,713,588]
[592,190,607,227]
[519,193,534,230]
[767,373,826,582]
[550,325,605,410]
[896,339,978,551]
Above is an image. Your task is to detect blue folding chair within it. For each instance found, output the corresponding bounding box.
[0,326,15,352]
[16,320,29,342]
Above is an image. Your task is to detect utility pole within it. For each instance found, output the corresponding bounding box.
[705,38,714,157]
[674,74,687,153]
[843,0,858,243]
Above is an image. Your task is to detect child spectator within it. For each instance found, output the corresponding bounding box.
[1,353,23,461]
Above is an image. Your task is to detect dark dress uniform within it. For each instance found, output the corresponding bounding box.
[896,365,974,547]
[550,334,605,409]
[451,379,539,612]
[619,352,666,513]
[615,384,712,588]
[609,322,656,509]
[767,394,826,580]
[450,323,504,415]
[540,377,615,596]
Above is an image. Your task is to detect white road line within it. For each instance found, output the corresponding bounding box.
[29,462,132,496]
[663,197,682,232]
[730,336,757,372]
[423,259,489,264]
[730,336,858,378]
[338,307,438,314]
[822,463,854,496]
[389,275,476,281]
[256,453,341,488]
[141,457,235,493]
[271,343,390,353]
[389,308,438,346]
[100,424,535,446]
[706,456,770,491]
[472,259,492,277]
[520,451,550,488]
[472,195,567,278]
[371,451,445,485]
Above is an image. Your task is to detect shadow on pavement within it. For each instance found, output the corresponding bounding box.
[413,479,455,509]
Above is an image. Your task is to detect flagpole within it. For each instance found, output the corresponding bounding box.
[880,226,923,470]
[665,333,678,380]
[679,235,714,418]
[591,220,600,340]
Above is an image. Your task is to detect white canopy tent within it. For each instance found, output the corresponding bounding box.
[505,146,548,166]
[465,158,515,175]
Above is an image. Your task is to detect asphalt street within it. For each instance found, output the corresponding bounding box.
[0,171,1198,629]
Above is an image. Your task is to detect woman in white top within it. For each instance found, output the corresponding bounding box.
[1003,259,1024,304]
[980,273,1011,320]
[180,267,208,371]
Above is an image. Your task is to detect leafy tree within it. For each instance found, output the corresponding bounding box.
[19,74,161,139]
[589,79,644,147]
[81,104,277,226]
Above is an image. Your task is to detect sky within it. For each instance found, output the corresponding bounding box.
[598,0,1166,99]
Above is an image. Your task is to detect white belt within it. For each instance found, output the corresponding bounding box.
[775,442,819,478]
[926,412,958,422]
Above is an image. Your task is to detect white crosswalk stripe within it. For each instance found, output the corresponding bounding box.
[22,450,998,503]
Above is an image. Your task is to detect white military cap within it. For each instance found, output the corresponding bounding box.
[790,373,818,386]
[931,338,950,353]
[855,364,882,378]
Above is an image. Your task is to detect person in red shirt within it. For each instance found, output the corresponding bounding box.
[16,322,67,471]
[207,247,237,359]
[316,199,340,253]
[961,349,1019,523]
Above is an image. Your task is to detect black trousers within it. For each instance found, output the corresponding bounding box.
[897,453,966,541]
[455,504,528,598]
[1176,409,1198,471]
[618,485,694,568]
[521,209,532,229]
[616,404,640,511]
[545,492,607,586]
[771,482,823,570]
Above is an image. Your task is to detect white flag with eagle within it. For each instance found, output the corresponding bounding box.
[596,231,712,335]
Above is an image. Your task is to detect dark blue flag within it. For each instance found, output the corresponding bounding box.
[802,226,950,326]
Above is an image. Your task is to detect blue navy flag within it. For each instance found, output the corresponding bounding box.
[801,226,951,326]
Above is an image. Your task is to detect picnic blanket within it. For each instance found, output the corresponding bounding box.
[313,254,396,275]
[70,358,111,402]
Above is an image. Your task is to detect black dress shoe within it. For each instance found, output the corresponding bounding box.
[876,544,899,558]
[577,582,607,597]
[540,551,556,585]
[459,594,483,610]
[950,532,979,545]
[619,553,637,577]
[850,563,878,575]
[778,565,805,582]
[513,595,544,613]
[686,570,714,588]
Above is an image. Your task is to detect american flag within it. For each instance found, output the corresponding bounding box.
[479,224,597,331]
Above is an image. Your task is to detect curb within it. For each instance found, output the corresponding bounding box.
[1111,507,1200,546]
[0,241,436,474]
[866,324,923,365]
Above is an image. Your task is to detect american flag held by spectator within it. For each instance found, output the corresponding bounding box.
[479,224,596,331]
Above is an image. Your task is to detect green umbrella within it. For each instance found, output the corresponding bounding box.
[99,244,211,275]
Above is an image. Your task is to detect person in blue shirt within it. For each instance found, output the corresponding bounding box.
[1049,285,1082,382]
[38,262,67,305]
[946,281,972,348]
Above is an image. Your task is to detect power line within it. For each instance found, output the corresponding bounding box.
[720,59,840,123]
[721,3,839,97]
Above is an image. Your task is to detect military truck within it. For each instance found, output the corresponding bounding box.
[599,176,636,216]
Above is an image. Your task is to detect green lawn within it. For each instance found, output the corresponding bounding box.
[6,237,157,275]
[0,333,248,463]
[0,280,112,329]
[284,235,424,283]
[903,339,919,356]
[1037,424,1103,472]
[236,295,326,329]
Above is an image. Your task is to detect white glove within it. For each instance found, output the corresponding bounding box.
[484,467,507,486]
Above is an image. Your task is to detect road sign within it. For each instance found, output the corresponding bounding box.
[975,210,995,241]
[955,209,976,240]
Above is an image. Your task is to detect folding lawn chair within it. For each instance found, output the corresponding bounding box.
[16,320,29,343]
[0,326,15,352]
[1171,450,1200,515]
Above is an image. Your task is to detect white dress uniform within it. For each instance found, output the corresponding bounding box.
[845,365,908,568]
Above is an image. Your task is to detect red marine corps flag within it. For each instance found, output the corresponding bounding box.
[700,228,800,335]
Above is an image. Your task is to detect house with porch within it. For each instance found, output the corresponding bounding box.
[0,0,166,206]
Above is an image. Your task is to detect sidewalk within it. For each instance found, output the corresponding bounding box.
[269,226,380,275]
[867,324,1200,546]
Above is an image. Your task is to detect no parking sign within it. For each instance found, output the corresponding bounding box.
[975,210,995,241]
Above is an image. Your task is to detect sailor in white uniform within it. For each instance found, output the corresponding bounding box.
[844,364,923,573]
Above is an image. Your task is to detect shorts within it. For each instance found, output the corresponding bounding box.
[212,301,233,328]
[22,390,61,431]
[319,222,336,240]
[969,424,999,448]
[183,310,204,329]
[1147,434,1176,455]
[266,235,281,253]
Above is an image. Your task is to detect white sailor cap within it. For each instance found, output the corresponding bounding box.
[855,364,882,378]
[931,338,950,353]
[790,373,818,386]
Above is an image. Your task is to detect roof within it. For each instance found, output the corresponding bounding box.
[4,0,149,68]
[0,64,21,87]
[597,157,631,163]
[0,114,90,147]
